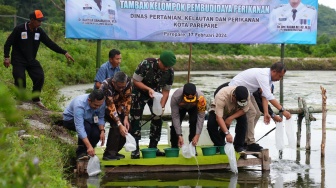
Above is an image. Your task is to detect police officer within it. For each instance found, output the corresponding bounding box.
[170,83,206,148]
[268,0,317,32]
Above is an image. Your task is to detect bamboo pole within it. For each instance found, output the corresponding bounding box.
[320,86,327,157]
[187,43,192,83]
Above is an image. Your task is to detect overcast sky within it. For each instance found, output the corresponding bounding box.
[319,0,336,10]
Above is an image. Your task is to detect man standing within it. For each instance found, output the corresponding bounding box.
[207,86,250,152]
[170,83,206,148]
[3,10,75,109]
[62,89,106,160]
[100,72,132,160]
[268,0,317,32]
[94,49,121,89]
[229,62,292,152]
[130,51,176,159]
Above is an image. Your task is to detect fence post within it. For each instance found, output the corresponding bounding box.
[320,86,327,157]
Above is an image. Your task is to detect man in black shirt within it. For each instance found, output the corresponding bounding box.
[3,10,75,109]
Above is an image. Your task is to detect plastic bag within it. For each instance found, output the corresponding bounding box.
[224,143,238,173]
[182,142,196,158]
[124,133,136,152]
[285,118,296,149]
[87,155,101,176]
[275,121,285,150]
[152,92,163,116]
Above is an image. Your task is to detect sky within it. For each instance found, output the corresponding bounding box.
[318,0,336,10]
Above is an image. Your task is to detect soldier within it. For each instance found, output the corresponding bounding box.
[130,51,176,159]
[268,0,317,33]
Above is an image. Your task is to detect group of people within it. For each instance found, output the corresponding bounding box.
[3,10,292,161]
[63,49,178,160]
[61,47,292,160]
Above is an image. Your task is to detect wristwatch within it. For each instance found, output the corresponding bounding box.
[224,131,230,136]
[279,107,285,113]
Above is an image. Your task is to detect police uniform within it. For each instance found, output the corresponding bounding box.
[268,3,317,32]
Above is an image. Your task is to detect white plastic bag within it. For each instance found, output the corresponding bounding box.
[124,133,136,152]
[152,92,163,115]
[275,121,285,150]
[224,143,238,173]
[182,142,196,158]
[285,118,296,149]
[87,155,101,176]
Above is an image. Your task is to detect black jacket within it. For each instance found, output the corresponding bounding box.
[4,22,66,63]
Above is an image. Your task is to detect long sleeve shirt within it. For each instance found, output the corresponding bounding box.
[63,94,105,139]
[229,68,274,101]
[100,77,132,125]
[170,87,206,135]
[4,22,66,62]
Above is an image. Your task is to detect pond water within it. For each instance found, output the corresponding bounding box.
[60,71,336,188]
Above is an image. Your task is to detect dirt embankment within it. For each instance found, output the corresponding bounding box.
[174,55,336,71]
[17,102,75,144]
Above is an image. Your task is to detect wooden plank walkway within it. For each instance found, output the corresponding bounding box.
[76,146,271,175]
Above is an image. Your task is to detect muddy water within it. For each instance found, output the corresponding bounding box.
[61,71,336,187]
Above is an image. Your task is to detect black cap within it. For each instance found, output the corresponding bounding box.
[234,86,248,107]
[183,83,196,96]
[183,83,197,102]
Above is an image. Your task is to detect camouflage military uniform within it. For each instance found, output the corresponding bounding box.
[130,57,174,145]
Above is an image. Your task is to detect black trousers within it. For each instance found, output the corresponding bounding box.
[170,106,198,148]
[207,110,247,148]
[63,119,100,156]
[12,60,44,102]
[104,110,126,156]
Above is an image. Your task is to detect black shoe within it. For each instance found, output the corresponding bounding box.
[246,143,263,152]
[234,146,245,153]
[77,153,89,160]
[156,149,165,156]
[131,150,140,159]
[243,143,247,150]
[103,154,120,161]
[116,153,125,159]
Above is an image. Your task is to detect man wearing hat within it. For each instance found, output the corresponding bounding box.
[207,85,250,152]
[229,62,291,152]
[3,10,75,109]
[129,51,176,159]
[170,83,206,148]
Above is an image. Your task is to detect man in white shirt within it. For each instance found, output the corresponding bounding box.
[229,62,291,152]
